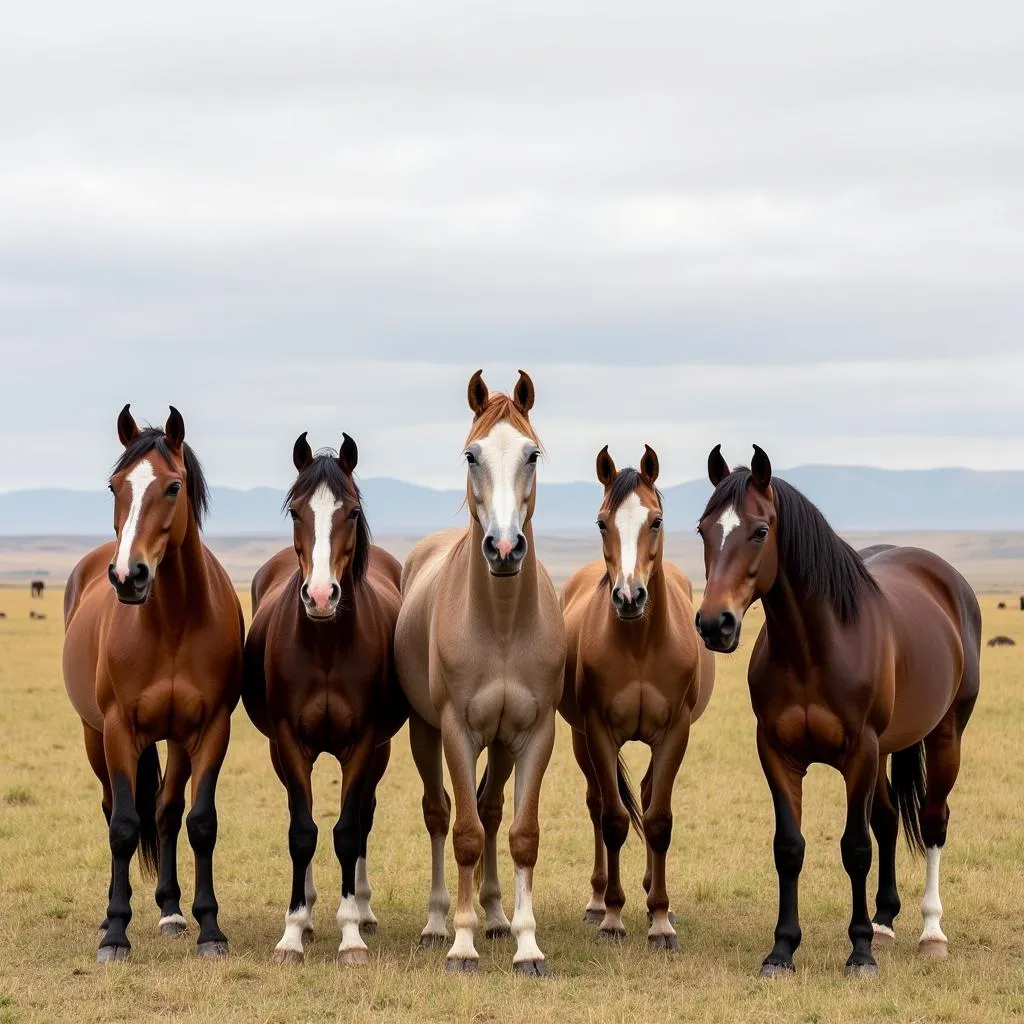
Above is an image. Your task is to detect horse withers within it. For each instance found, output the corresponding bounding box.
[560,445,714,950]
[242,433,407,966]
[395,370,566,976]
[63,406,244,963]
[695,444,980,977]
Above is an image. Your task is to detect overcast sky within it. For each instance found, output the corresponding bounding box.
[1,1,1021,491]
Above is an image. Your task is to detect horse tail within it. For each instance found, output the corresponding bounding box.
[473,765,489,890]
[136,743,163,879]
[890,742,926,856]
[617,754,644,838]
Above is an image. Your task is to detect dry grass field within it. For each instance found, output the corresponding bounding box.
[1,586,1023,1023]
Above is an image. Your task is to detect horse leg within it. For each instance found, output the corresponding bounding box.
[335,738,375,967]
[97,721,142,963]
[870,757,900,950]
[440,708,485,973]
[185,710,232,958]
[756,727,806,977]
[355,741,390,936]
[585,715,630,941]
[477,741,515,939]
[639,755,676,927]
[272,726,316,965]
[409,713,451,947]
[83,723,113,940]
[508,714,556,976]
[571,727,607,924]
[644,718,690,951]
[270,739,316,944]
[155,742,191,937]
[840,731,880,977]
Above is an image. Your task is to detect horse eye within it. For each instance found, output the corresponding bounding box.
[108,484,116,495]
[465,451,477,465]
[348,507,361,521]
[597,520,608,533]
[752,526,769,543]
[165,482,182,498]
[287,508,299,522]
[651,517,663,530]
[527,450,540,465]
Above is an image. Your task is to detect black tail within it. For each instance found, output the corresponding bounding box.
[135,744,163,878]
[616,754,644,838]
[890,742,926,855]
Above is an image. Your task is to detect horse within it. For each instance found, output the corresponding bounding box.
[694,444,980,978]
[63,405,244,963]
[241,432,407,966]
[394,369,566,976]
[559,445,714,950]
[31,579,45,598]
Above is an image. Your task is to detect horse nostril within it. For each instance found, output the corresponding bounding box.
[300,583,311,604]
[511,534,528,561]
[720,610,737,635]
[108,564,118,587]
[482,535,498,559]
[132,562,150,586]
[634,586,647,606]
[329,583,341,603]
[694,611,703,634]
[611,587,624,606]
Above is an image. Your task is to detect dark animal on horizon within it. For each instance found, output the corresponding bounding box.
[242,432,407,966]
[63,405,244,963]
[30,611,47,620]
[997,602,1006,609]
[30,580,45,598]
[695,444,980,979]
[986,635,1015,647]
[558,445,715,950]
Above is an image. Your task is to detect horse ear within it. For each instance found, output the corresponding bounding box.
[339,432,359,475]
[595,445,617,487]
[164,406,185,452]
[751,444,772,492]
[292,432,313,473]
[640,444,660,487]
[467,369,489,416]
[117,404,140,447]
[708,444,730,486]
[513,369,535,415]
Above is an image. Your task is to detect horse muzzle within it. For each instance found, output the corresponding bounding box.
[482,531,528,577]
[695,608,741,653]
[108,560,153,605]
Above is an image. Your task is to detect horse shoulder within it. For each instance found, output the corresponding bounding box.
[251,547,295,614]
[63,541,117,628]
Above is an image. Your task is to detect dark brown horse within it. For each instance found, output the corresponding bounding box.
[63,406,244,962]
[242,433,407,966]
[559,445,714,950]
[695,445,980,978]
[30,579,45,598]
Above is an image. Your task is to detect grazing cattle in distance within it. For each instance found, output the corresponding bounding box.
[987,636,1015,648]
[31,580,45,598]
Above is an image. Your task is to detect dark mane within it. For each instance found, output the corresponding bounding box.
[111,428,210,530]
[284,453,371,586]
[702,468,879,624]
[606,467,663,514]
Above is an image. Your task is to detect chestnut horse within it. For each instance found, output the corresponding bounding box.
[695,445,980,978]
[559,445,714,950]
[395,370,566,976]
[242,433,407,966]
[63,406,244,962]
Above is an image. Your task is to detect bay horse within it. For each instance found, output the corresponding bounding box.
[695,444,980,977]
[395,370,566,976]
[242,432,407,966]
[63,406,244,963]
[559,445,714,949]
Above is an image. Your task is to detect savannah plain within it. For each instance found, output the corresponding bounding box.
[1,535,1023,1023]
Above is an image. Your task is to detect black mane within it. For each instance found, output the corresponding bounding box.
[284,454,371,586]
[111,428,210,530]
[701,468,878,624]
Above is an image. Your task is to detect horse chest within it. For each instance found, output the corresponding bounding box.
[464,676,542,747]
[599,681,673,743]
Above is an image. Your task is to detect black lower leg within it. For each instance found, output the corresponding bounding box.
[334,783,363,899]
[842,814,876,969]
[287,795,318,913]
[871,781,901,931]
[155,795,186,921]
[764,793,805,970]
[186,773,226,946]
[100,773,139,952]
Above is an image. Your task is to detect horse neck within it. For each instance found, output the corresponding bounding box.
[146,515,210,628]
[466,517,539,638]
[760,565,835,671]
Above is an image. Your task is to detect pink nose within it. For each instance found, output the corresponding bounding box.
[496,539,514,559]
[115,567,129,584]
[308,583,333,610]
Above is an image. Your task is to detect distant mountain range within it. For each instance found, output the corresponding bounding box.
[0,466,1021,535]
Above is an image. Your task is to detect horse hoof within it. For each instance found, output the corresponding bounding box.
[97,945,129,964]
[273,948,304,966]
[513,959,548,977]
[339,947,370,967]
[486,925,512,940]
[845,961,879,979]
[359,921,378,936]
[647,911,677,926]
[597,927,627,943]
[419,933,448,949]
[302,927,315,944]
[758,959,795,979]
[583,909,605,924]
[197,941,230,959]
[159,920,188,939]
[871,924,895,951]
[918,938,948,959]
[444,957,479,974]
[647,934,679,952]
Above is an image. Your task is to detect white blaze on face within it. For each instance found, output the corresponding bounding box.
[473,421,535,545]
[307,483,343,595]
[717,506,742,550]
[614,492,648,600]
[114,459,157,581]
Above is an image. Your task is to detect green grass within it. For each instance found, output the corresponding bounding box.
[1,587,1023,1022]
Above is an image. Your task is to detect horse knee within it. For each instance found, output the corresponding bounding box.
[920,806,950,850]
[601,808,629,851]
[585,791,603,826]
[156,798,185,836]
[332,819,359,868]
[773,830,805,877]
[187,804,219,856]
[509,820,539,868]
[109,805,141,859]
[840,831,872,879]
[643,809,672,854]
[422,792,451,838]
[478,795,504,836]
[452,818,484,867]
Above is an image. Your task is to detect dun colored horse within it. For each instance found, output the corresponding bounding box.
[242,433,407,966]
[63,406,244,962]
[241,432,405,966]
[559,445,714,949]
[395,370,566,975]
[695,445,980,977]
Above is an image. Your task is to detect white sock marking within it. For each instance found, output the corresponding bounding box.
[614,492,648,598]
[355,856,377,927]
[337,894,368,954]
[920,846,947,944]
[114,459,156,580]
[421,834,450,940]
[716,506,741,550]
[157,913,187,931]
[511,865,544,964]
[275,903,312,957]
[647,908,676,939]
